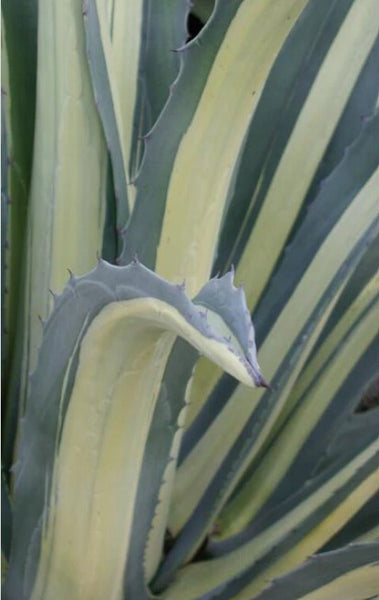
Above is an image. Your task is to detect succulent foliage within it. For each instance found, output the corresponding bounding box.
[2,0,379,599]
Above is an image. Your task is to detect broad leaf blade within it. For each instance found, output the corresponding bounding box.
[124,339,198,599]
[186,1,379,428]
[170,114,379,556]
[122,0,307,295]
[4,262,264,600]
[158,438,379,598]
[216,287,379,538]
[17,0,109,419]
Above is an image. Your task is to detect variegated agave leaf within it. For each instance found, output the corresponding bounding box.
[4,261,264,600]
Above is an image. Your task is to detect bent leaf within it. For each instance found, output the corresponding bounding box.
[4,261,264,600]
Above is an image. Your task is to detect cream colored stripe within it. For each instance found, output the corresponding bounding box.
[236,0,379,311]
[164,441,379,599]
[170,280,339,535]
[280,270,379,423]
[111,0,143,192]
[171,168,379,533]
[234,471,379,599]
[144,377,193,581]
[218,299,379,538]
[93,0,130,179]
[32,305,175,600]
[186,1,379,426]
[299,565,379,600]
[156,0,307,297]
[30,297,259,600]
[25,0,108,394]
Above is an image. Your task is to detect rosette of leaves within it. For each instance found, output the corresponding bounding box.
[2,1,379,599]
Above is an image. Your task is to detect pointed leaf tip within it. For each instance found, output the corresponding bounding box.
[259,376,272,390]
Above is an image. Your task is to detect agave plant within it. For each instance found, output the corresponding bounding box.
[2,0,379,599]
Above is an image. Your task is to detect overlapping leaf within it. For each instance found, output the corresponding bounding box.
[253,542,379,600]
[3,1,379,599]
[4,261,264,600]
[83,0,188,238]
[166,117,379,580]
[122,0,308,295]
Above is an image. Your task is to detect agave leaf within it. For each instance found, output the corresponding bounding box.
[17,0,109,420]
[159,437,379,598]
[301,35,379,210]
[216,276,379,538]
[227,237,379,517]
[187,1,379,426]
[170,113,379,555]
[84,0,188,231]
[323,491,379,549]
[313,232,379,351]
[233,0,378,312]
[216,0,363,276]
[273,238,379,431]
[155,224,379,589]
[120,0,311,454]
[124,271,267,598]
[83,0,130,237]
[234,336,379,531]
[214,401,379,555]
[122,0,307,295]
[180,108,379,453]
[252,542,379,600]
[4,261,264,600]
[108,0,188,183]
[124,339,198,599]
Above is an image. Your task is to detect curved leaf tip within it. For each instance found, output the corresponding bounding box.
[194,270,268,388]
[5,259,265,600]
